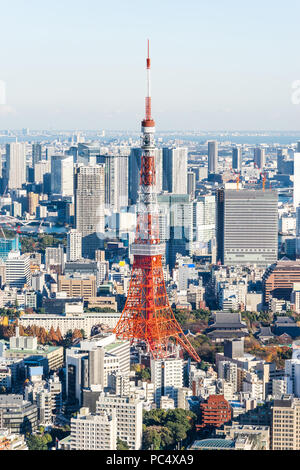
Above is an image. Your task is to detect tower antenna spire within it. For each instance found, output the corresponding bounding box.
[145,39,152,121]
[114,41,200,363]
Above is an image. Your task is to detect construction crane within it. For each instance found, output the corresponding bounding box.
[232,169,240,191]
[261,172,267,192]
[236,173,240,191]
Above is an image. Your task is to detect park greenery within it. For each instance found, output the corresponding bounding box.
[0,322,85,347]
[173,308,212,334]
[26,428,53,450]
[131,364,151,381]
[244,334,292,368]
[3,228,67,254]
[142,409,197,450]
[20,233,67,253]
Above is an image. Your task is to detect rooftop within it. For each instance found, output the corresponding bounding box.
[189,439,235,450]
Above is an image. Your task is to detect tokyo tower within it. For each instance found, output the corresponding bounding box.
[114,41,200,363]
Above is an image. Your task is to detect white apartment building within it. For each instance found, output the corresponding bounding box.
[242,372,264,400]
[19,311,121,337]
[67,229,82,262]
[272,397,300,450]
[150,358,184,407]
[218,361,238,393]
[70,407,116,450]
[6,143,26,189]
[96,393,143,450]
[5,252,31,288]
[51,154,74,197]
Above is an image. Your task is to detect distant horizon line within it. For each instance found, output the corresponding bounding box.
[2,129,300,134]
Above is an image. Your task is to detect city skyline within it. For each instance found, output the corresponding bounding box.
[1,0,300,130]
[2,1,300,454]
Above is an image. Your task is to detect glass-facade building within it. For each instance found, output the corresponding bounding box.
[0,237,20,261]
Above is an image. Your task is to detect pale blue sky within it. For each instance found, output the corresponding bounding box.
[1,0,300,130]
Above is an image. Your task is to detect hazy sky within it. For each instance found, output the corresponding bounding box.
[1,0,300,131]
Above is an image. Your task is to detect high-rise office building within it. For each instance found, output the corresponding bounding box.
[294,152,300,210]
[128,148,162,205]
[187,171,196,198]
[32,143,42,166]
[66,334,130,406]
[67,229,82,261]
[157,193,193,269]
[296,206,300,258]
[216,189,278,267]
[6,143,26,189]
[0,395,38,434]
[5,252,31,288]
[262,260,300,305]
[162,147,188,194]
[208,141,218,174]
[34,160,51,185]
[51,154,74,197]
[58,275,96,300]
[75,165,105,258]
[77,143,100,165]
[193,195,216,244]
[0,237,20,262]
[45,245,65,273]
[277,148,289,174]
[105,155,128,212]
[28,192,39,216]
[253,147,265,169]
[232,146,242,172]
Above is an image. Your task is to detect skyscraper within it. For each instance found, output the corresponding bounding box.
[105,155,128,212]
[77,143,100,165]
[162,147,188,194]
[157,193,193,269]
[67,229,82,261]
[216,188,278,266]
[232,146,242,172]
[294,152,300,210]
[187,171,196,198]
[51,154,74,197]
[193,195,216,244]
[253,147,265,169]
[6,143,26,190]
[32,143,42,166]
[34,160,51,185]
[208,140,218,174]
[128,147,162,205]
[75,165,105,258]
[277,148,288,174]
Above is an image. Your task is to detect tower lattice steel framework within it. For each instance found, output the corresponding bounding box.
[114,41,200,362]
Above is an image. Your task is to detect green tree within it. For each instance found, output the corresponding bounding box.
[26,435,48,450]
[142,426,173,450]
[143,409,196,449]
[117,438,130,450]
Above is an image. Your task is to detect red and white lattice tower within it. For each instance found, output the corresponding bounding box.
[114,41,200,362]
